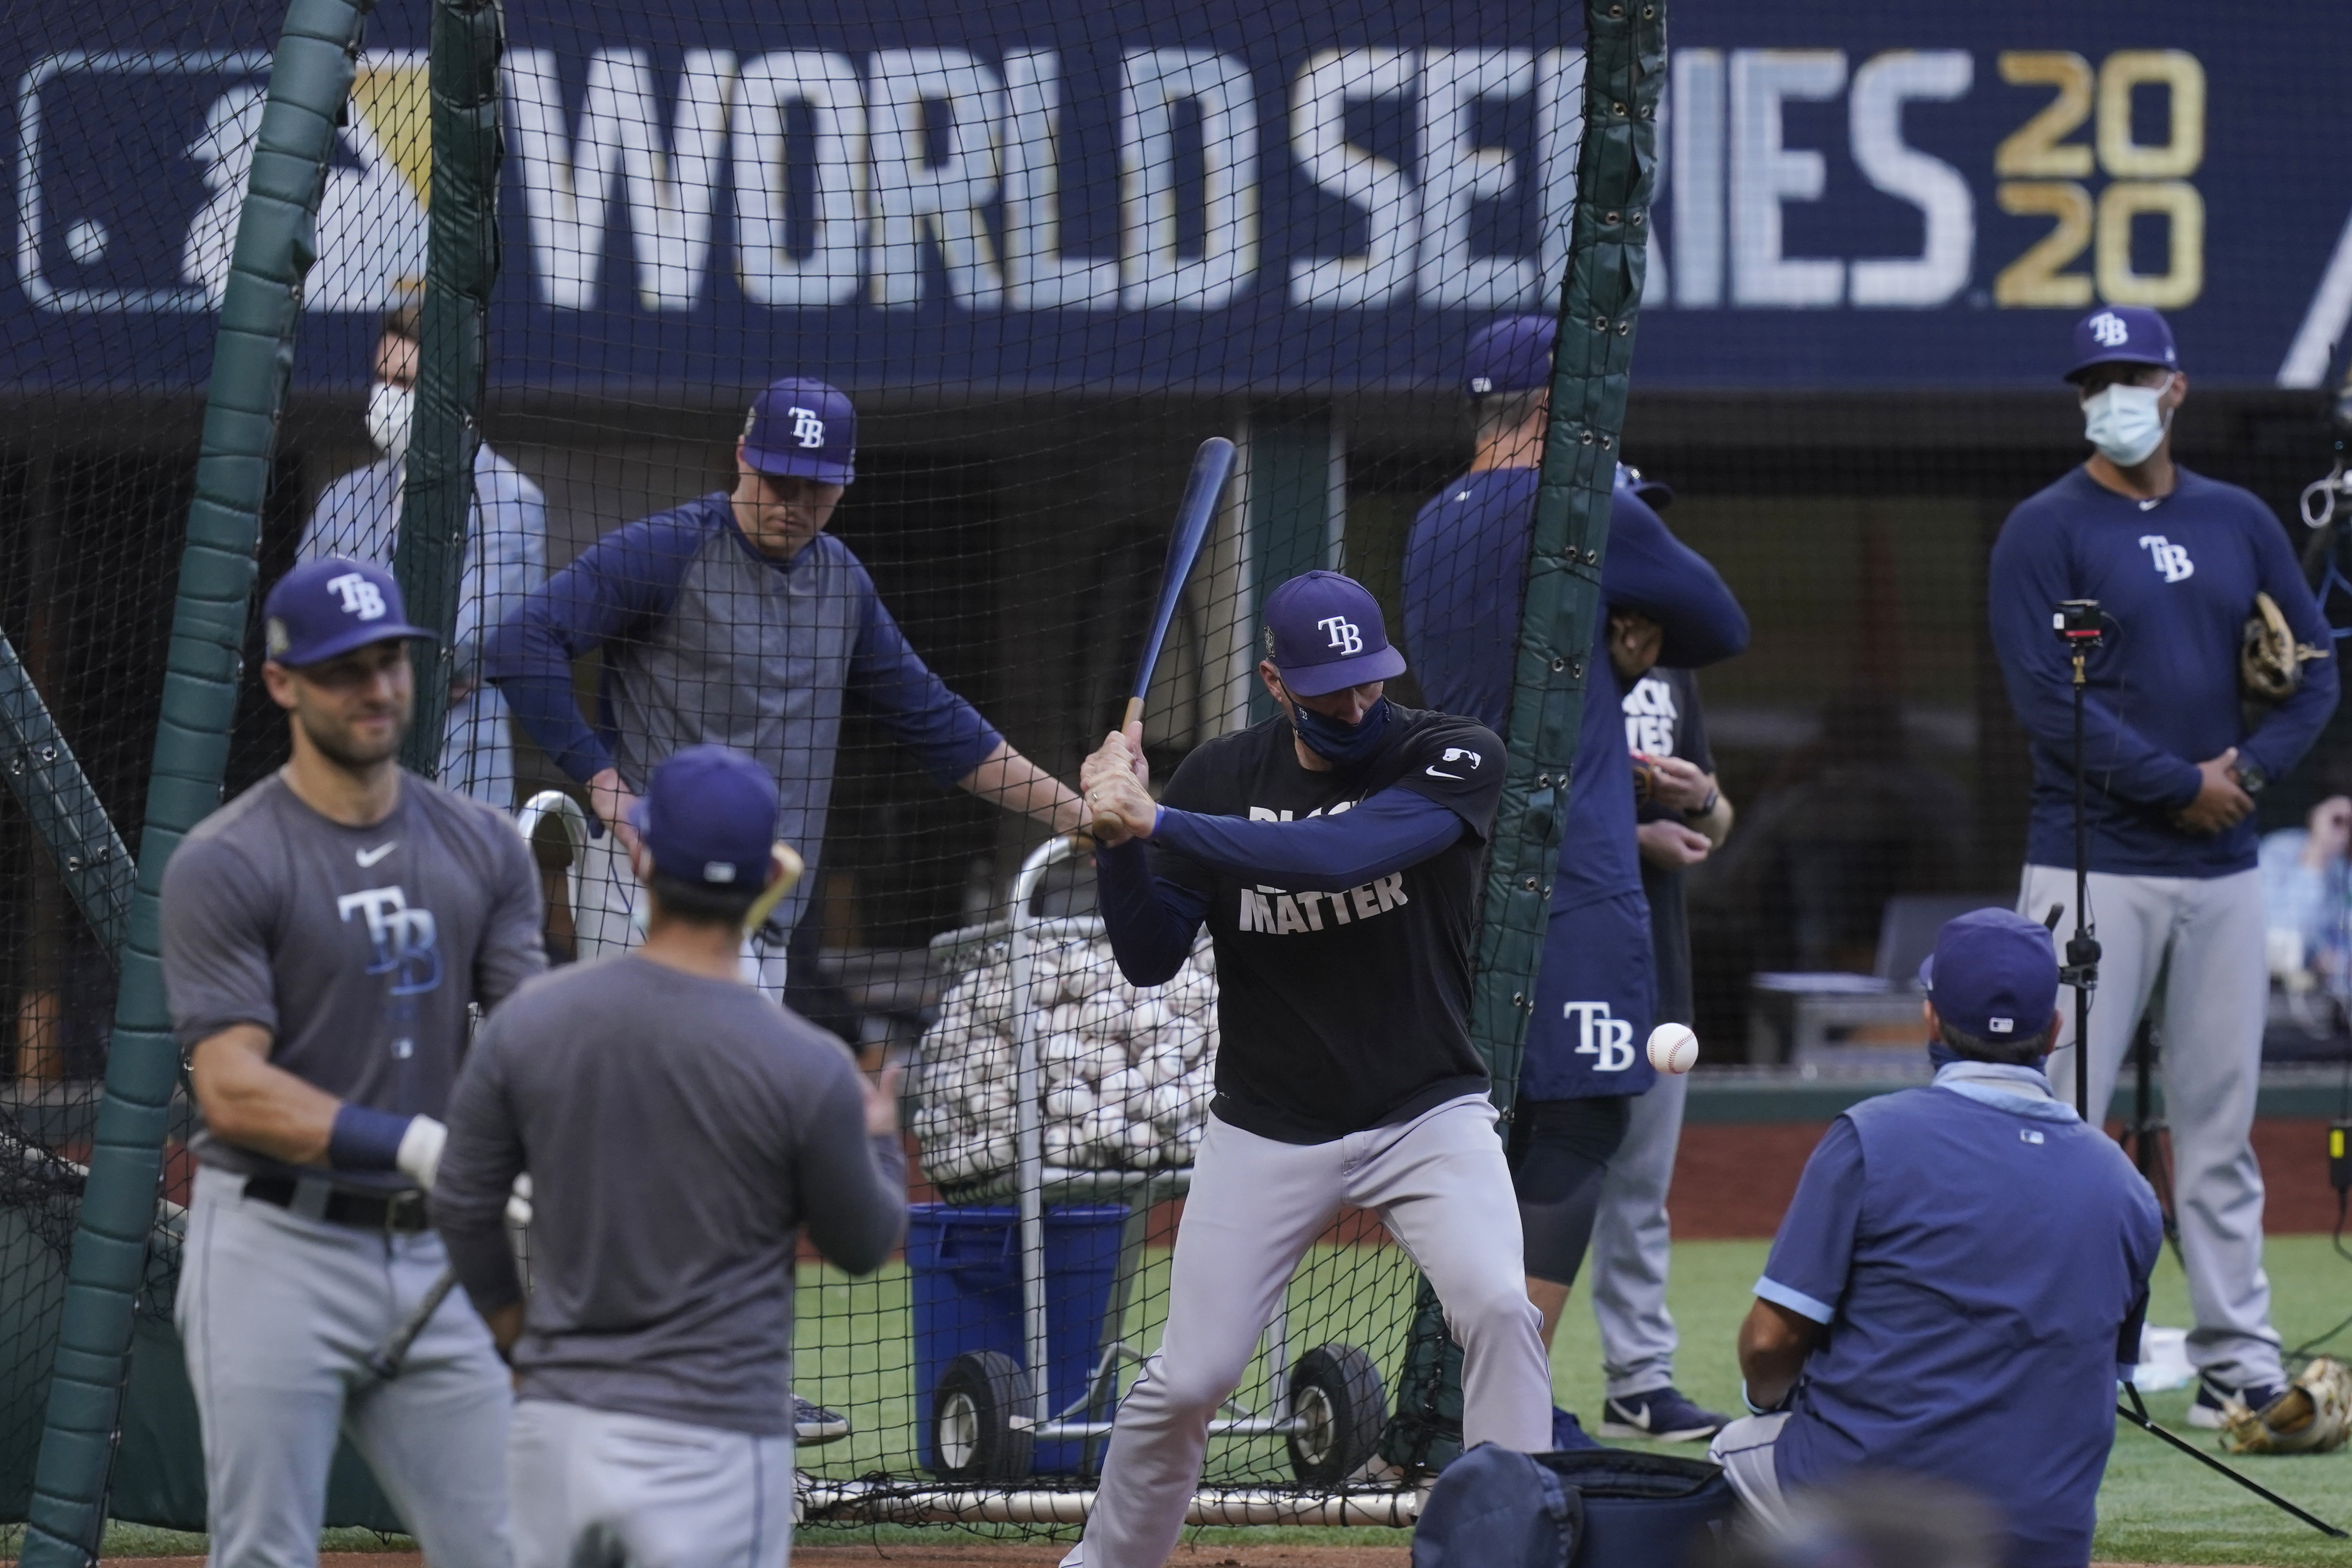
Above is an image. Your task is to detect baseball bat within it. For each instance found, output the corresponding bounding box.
[369,1267,460,1380]
[1093,437,1237,840]
[742,841,808,935]
[368,1178,537,1379]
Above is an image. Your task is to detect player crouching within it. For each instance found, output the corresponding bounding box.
[1066,571,1550,1568]
[433,745,908,1568]
[1711,911,2161,1567]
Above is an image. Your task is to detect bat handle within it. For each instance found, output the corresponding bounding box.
[369,1267,460,1380]
[1090,698,1149,841]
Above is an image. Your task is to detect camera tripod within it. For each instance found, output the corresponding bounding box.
[2052,599,2345,1537]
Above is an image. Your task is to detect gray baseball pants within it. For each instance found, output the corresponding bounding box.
[177,1165,512,1568]
[576,827,790,1001]
[509,1399,795,1568]
[1590,1069,1689,1399]
[2019,864,2283,1388]
[1707,1412,1792,1527]
[1063,1094,1551,1568]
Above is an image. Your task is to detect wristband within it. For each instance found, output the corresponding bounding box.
[328,1104,414,1172]
[1741,1380,1787,1417]
[1683,787,1720,820]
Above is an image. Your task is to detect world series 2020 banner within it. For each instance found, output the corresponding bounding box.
[9,0,2352,393]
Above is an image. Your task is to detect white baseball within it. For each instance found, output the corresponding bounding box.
[1647,1022,1700,1075]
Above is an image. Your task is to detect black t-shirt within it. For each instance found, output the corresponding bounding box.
[1623,667,1712,1025]
[1151,705,1505,1143]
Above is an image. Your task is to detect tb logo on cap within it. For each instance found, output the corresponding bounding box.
[2088,311,2131,348]
[326,572,387,620]
[790,407,826,449]
[1318,616,1363,655]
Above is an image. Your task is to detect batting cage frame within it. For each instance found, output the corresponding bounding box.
[10,0,1665,1550]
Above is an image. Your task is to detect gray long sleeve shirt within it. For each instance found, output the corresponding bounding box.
[433,954,907,1435]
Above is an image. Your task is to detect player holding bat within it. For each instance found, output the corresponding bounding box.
[1065,571,1550,1568]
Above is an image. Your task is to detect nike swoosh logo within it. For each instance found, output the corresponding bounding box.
[1425,766,1464,780]
[356,843,396,867]
[2139,498,2162,510]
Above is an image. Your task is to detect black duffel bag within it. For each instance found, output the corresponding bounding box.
[1413,1445,1739,1568]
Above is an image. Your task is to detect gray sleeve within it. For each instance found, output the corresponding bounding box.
[160,834,278,1051]
[432,1014,527,1314]
[473,813,549,1010]
[793,1058,907,1276]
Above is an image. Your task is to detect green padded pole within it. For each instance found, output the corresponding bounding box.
[395,0,505,773]
[0,632,134,958]
[20,1,376,1559]
[1382,0,1665,1471]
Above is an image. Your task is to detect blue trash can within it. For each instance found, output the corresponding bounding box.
[909,1203,1129,1475]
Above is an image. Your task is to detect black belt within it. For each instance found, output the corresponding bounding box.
[242,1175,430,1233]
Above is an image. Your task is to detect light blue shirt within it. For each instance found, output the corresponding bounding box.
[2258,827,2352,997]
[301,444,547,810]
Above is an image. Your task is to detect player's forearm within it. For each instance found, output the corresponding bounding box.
[2241,654,2341,781]
[803,1132,910,1277]
[1736,1298,1822,1410]
[442,1217,526,1317]
[958,742,1085,834]
[481,615,616,782]
[188,1027,338,1165]
[1151,789,1463,892]
[1094,840,1208,985]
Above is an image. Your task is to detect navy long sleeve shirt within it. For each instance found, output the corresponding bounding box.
[1989,466,2338,876]
[481,494,1002,937]
[1094,787,1466,983]
[1402,472,1750,913]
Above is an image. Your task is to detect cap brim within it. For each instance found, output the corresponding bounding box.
[276,622,437,668]
[2063,351,2171,383]
[1277,645,1408,697]
[742,445,853,485]
[1633,479,1674,509]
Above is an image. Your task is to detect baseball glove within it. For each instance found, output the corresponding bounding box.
[2218,1357,2352,1455]
[2241,591,2330,704]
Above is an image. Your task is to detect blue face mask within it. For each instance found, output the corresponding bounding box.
[1290,695,1391,767]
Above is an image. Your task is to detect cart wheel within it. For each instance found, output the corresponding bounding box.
[1286,1343,1386,1485]
[931,1350,1036,1482]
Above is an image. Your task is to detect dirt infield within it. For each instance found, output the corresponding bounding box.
[123,1552,2223,1568]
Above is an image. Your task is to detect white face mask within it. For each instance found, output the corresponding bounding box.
[2081,377,2171,468]
[366,382,414,465]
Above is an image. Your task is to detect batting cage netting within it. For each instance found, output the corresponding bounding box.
[8,0,2352,1550]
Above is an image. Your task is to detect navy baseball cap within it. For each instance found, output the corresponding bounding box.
[741,377,856,484]
[263,558,435,667]
[1614,461,1673,510]
[2064,306,2178,383]
[1262,570,1407,697]
[1464,315,1556,397]
[1917,909,2061,1045]
[630,745,780,889]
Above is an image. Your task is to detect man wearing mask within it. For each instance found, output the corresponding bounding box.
[302,304,547,810]
[1988,305,2337,1426]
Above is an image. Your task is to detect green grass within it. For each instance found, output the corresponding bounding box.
[58,1237,2352,1563]
[1539,1236,2352,1567]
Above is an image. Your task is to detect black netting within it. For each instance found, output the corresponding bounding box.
[8,0,2352,1544]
